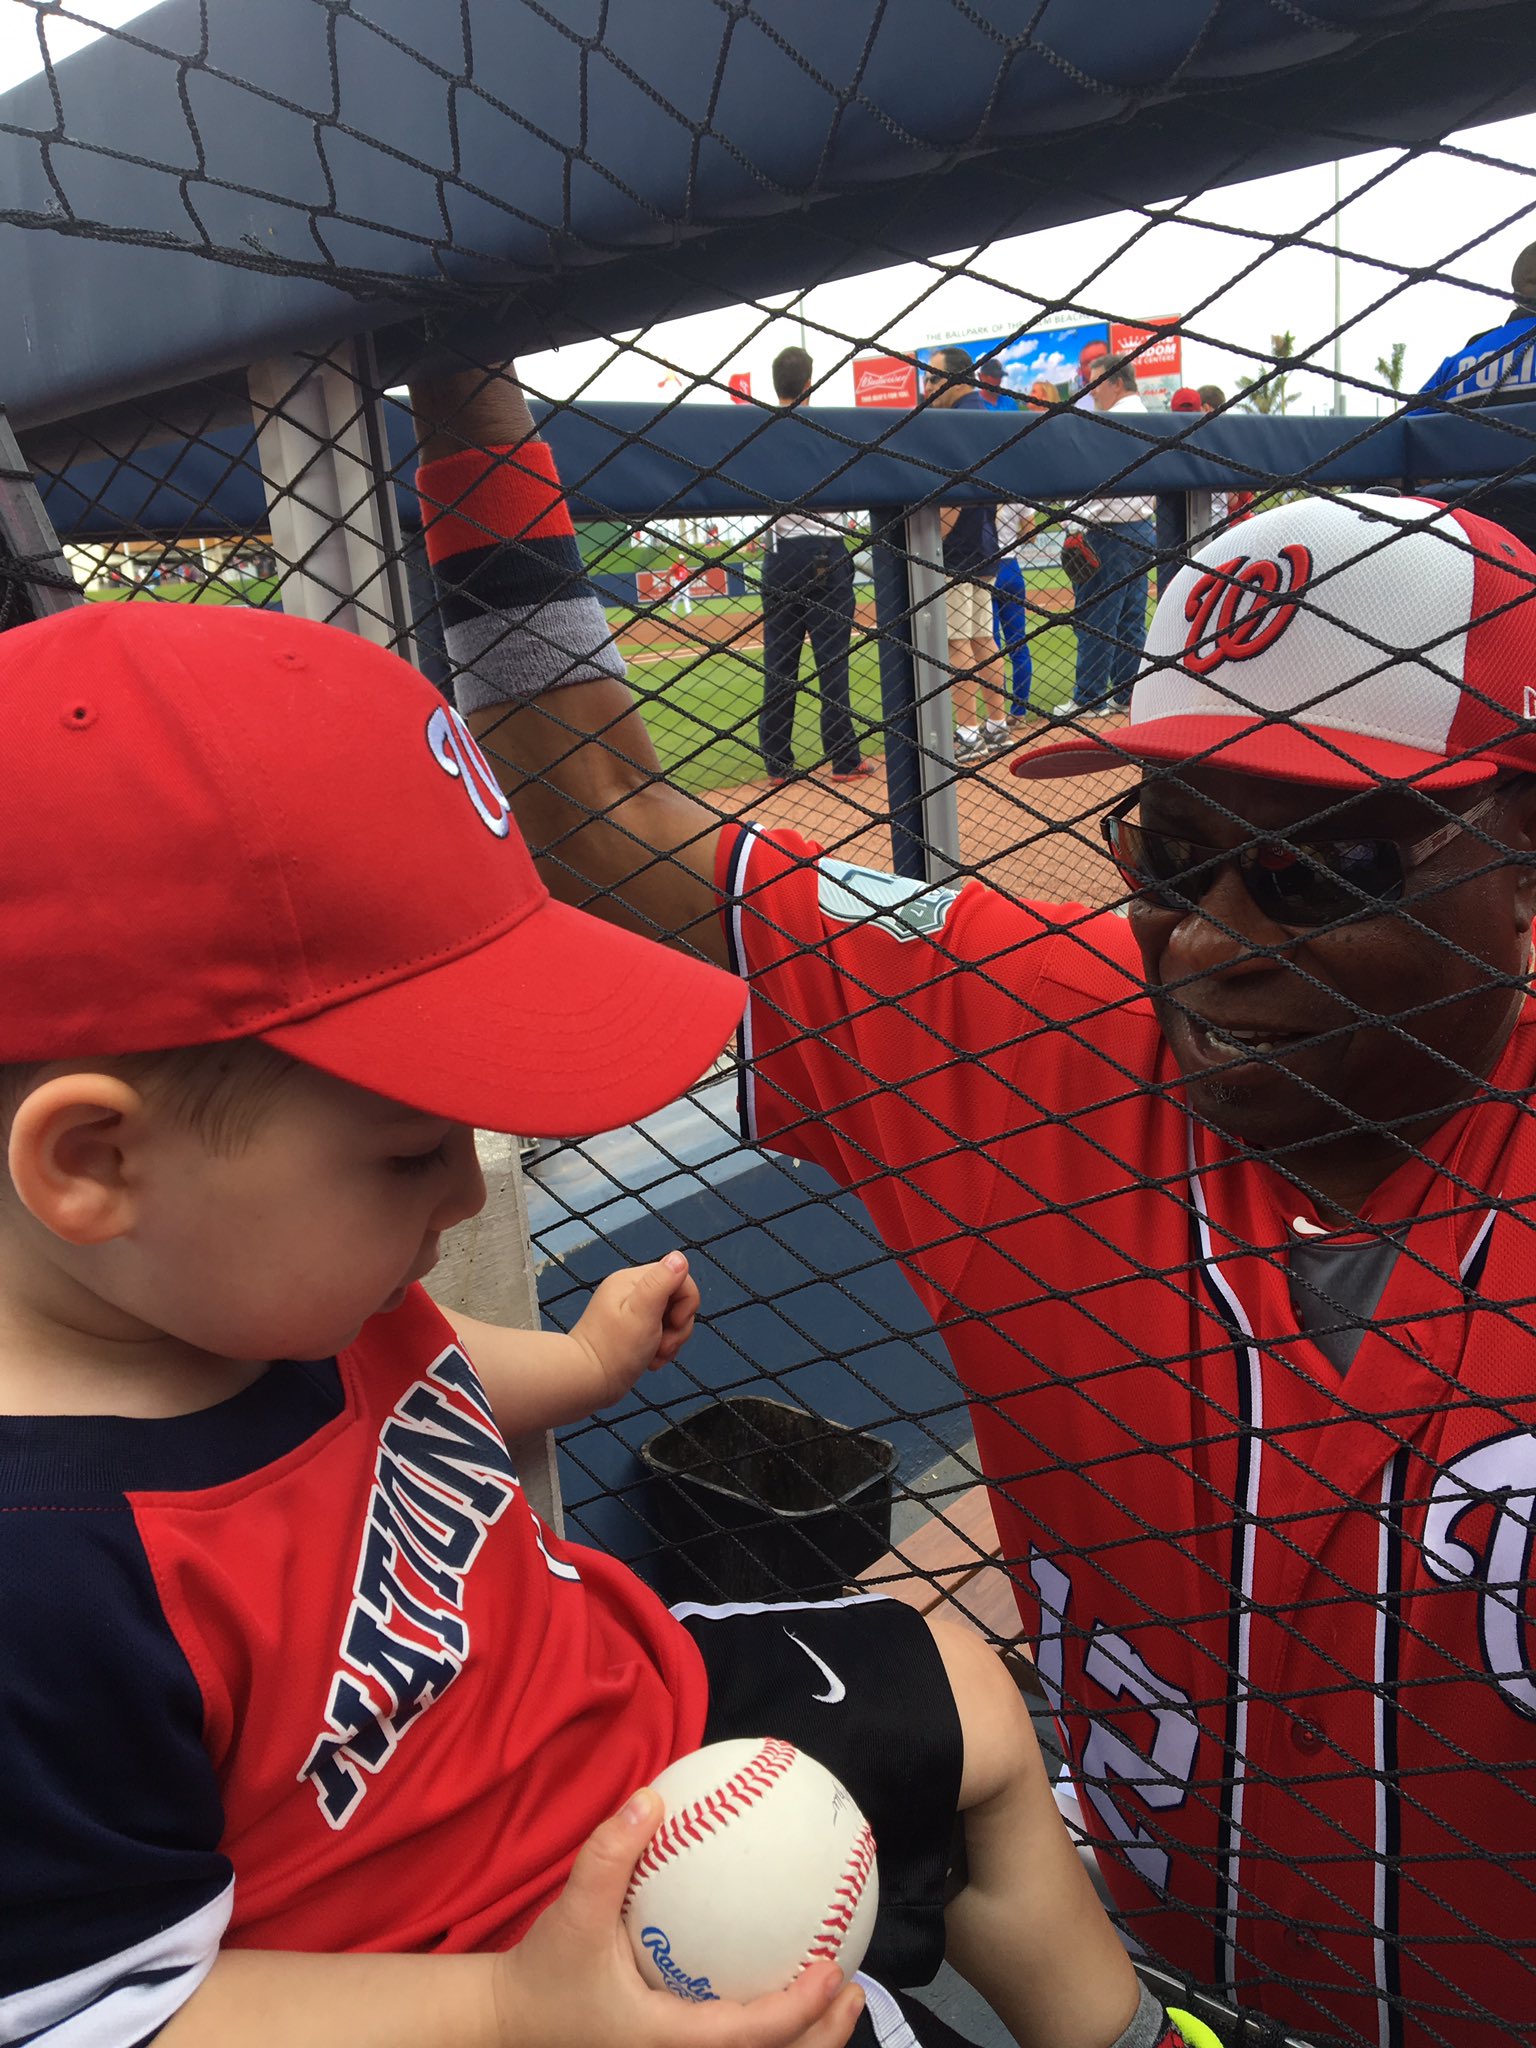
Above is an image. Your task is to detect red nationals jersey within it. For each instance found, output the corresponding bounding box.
[0,1287,706,2045]
[720,822,1536,2047]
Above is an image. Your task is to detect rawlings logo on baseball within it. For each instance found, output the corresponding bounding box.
[1181,544,1312,676]
[637,1927,719,2003]
[623,1737,879,2003]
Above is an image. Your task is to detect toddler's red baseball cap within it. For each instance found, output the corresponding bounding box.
[3,602,744,1137]
[1012,494,1536,789]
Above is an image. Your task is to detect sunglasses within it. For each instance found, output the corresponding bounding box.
[1100,787,1504,930]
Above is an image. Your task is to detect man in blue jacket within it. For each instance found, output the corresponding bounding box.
[1415,240,1536,408]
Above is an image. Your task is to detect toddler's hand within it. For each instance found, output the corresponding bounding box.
[492,1790,864,2048]
[572,1253,700,1407]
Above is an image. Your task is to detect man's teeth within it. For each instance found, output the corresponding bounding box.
[1206,1024,1294,1056]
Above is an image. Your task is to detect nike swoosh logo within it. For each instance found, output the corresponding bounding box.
[783,1627,846,1704]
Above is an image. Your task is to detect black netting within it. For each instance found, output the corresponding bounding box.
[5,4,1536,2043]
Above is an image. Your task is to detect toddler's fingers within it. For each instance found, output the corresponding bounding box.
[624,1255,691,1319]
[726,1966,862,2048]
[795,1980,866,2048]
[665,1964,853,2048]
[660,1277,700,1337]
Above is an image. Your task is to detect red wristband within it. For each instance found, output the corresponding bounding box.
[417,440,574,564]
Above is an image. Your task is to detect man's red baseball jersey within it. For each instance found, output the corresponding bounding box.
[0,1287,705,2041]
[720,821,1536,2047]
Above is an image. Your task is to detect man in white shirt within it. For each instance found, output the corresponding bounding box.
[1063,352,1157,719]
[757,346,869,784]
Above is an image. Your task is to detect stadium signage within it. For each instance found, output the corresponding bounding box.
[852,354,919,407]
[910,318,1183,409]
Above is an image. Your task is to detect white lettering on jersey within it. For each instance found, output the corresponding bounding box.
[1423,1430,1536,1720]
[1030,1551,1199,1893]
[426,702,512,837]
[816,857,961,942]
[1081,1633,1201,1892]
[299,1346,544,1826]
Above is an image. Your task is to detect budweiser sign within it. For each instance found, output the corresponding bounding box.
[853,354,918,408]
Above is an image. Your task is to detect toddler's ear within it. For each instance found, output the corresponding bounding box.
[7,1074,143,1244]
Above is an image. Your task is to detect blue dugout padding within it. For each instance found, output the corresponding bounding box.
[35,399,1536,541]
[4,1,1534,438]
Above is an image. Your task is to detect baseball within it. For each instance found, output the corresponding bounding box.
[622,1736,879,2003]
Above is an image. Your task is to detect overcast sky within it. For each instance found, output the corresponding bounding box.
[3,1,1532,414]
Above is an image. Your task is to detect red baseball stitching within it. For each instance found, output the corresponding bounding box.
[804,1822,877,1964]
[622,1739,800,1913]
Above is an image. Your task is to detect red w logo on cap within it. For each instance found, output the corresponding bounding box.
[1182,544,1313,676]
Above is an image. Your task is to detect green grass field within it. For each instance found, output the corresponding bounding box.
[86,577,280,606]
[629,616,1083,794]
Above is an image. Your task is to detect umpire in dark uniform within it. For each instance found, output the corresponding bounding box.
[757,347,870,784]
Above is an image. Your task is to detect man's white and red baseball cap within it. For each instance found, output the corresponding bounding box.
[1012,493,1536,788]
[2,603,743,1137]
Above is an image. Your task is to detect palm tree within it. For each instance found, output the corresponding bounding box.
[1374,342,1407,413]
[1238,333,1297,415]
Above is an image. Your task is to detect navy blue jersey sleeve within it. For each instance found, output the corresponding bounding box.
[0,1480,231,2047]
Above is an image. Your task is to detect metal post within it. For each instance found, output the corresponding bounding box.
[1332,161,1346,418]
[870,507,926,881]
[401,529,453,698]
[903,504,963,884]
[0,408,81,625]
[248,336,417,658]
[1156,491,1206,596]
[424,1132,563,1533]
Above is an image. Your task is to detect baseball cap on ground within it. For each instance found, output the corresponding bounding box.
[1012,493,1536,789]
[2,603,744,1136]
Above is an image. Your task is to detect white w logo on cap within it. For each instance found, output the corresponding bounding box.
[426,704,512,838]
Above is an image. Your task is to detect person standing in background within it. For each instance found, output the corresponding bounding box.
[993,500,1035,722]
[1168,385,1251,528]
[974,356,1030,718]
[974,356,1018,410]
[1411,241,1536,551]
[1073,340,1109,410]
[1415,239,1536,410]
[757,346,869,785]
[924,347,1009,762]
[1062,352,1156,718]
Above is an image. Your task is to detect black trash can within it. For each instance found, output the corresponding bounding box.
[639,1395,899,1604]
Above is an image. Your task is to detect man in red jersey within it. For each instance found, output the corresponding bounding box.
[412,366,1536,2047]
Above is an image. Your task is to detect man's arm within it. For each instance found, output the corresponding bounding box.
[410,370,729,969]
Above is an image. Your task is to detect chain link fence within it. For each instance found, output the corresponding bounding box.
[5,4,1536,2044]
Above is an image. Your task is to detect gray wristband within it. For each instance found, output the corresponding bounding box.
[446,597,625,717]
